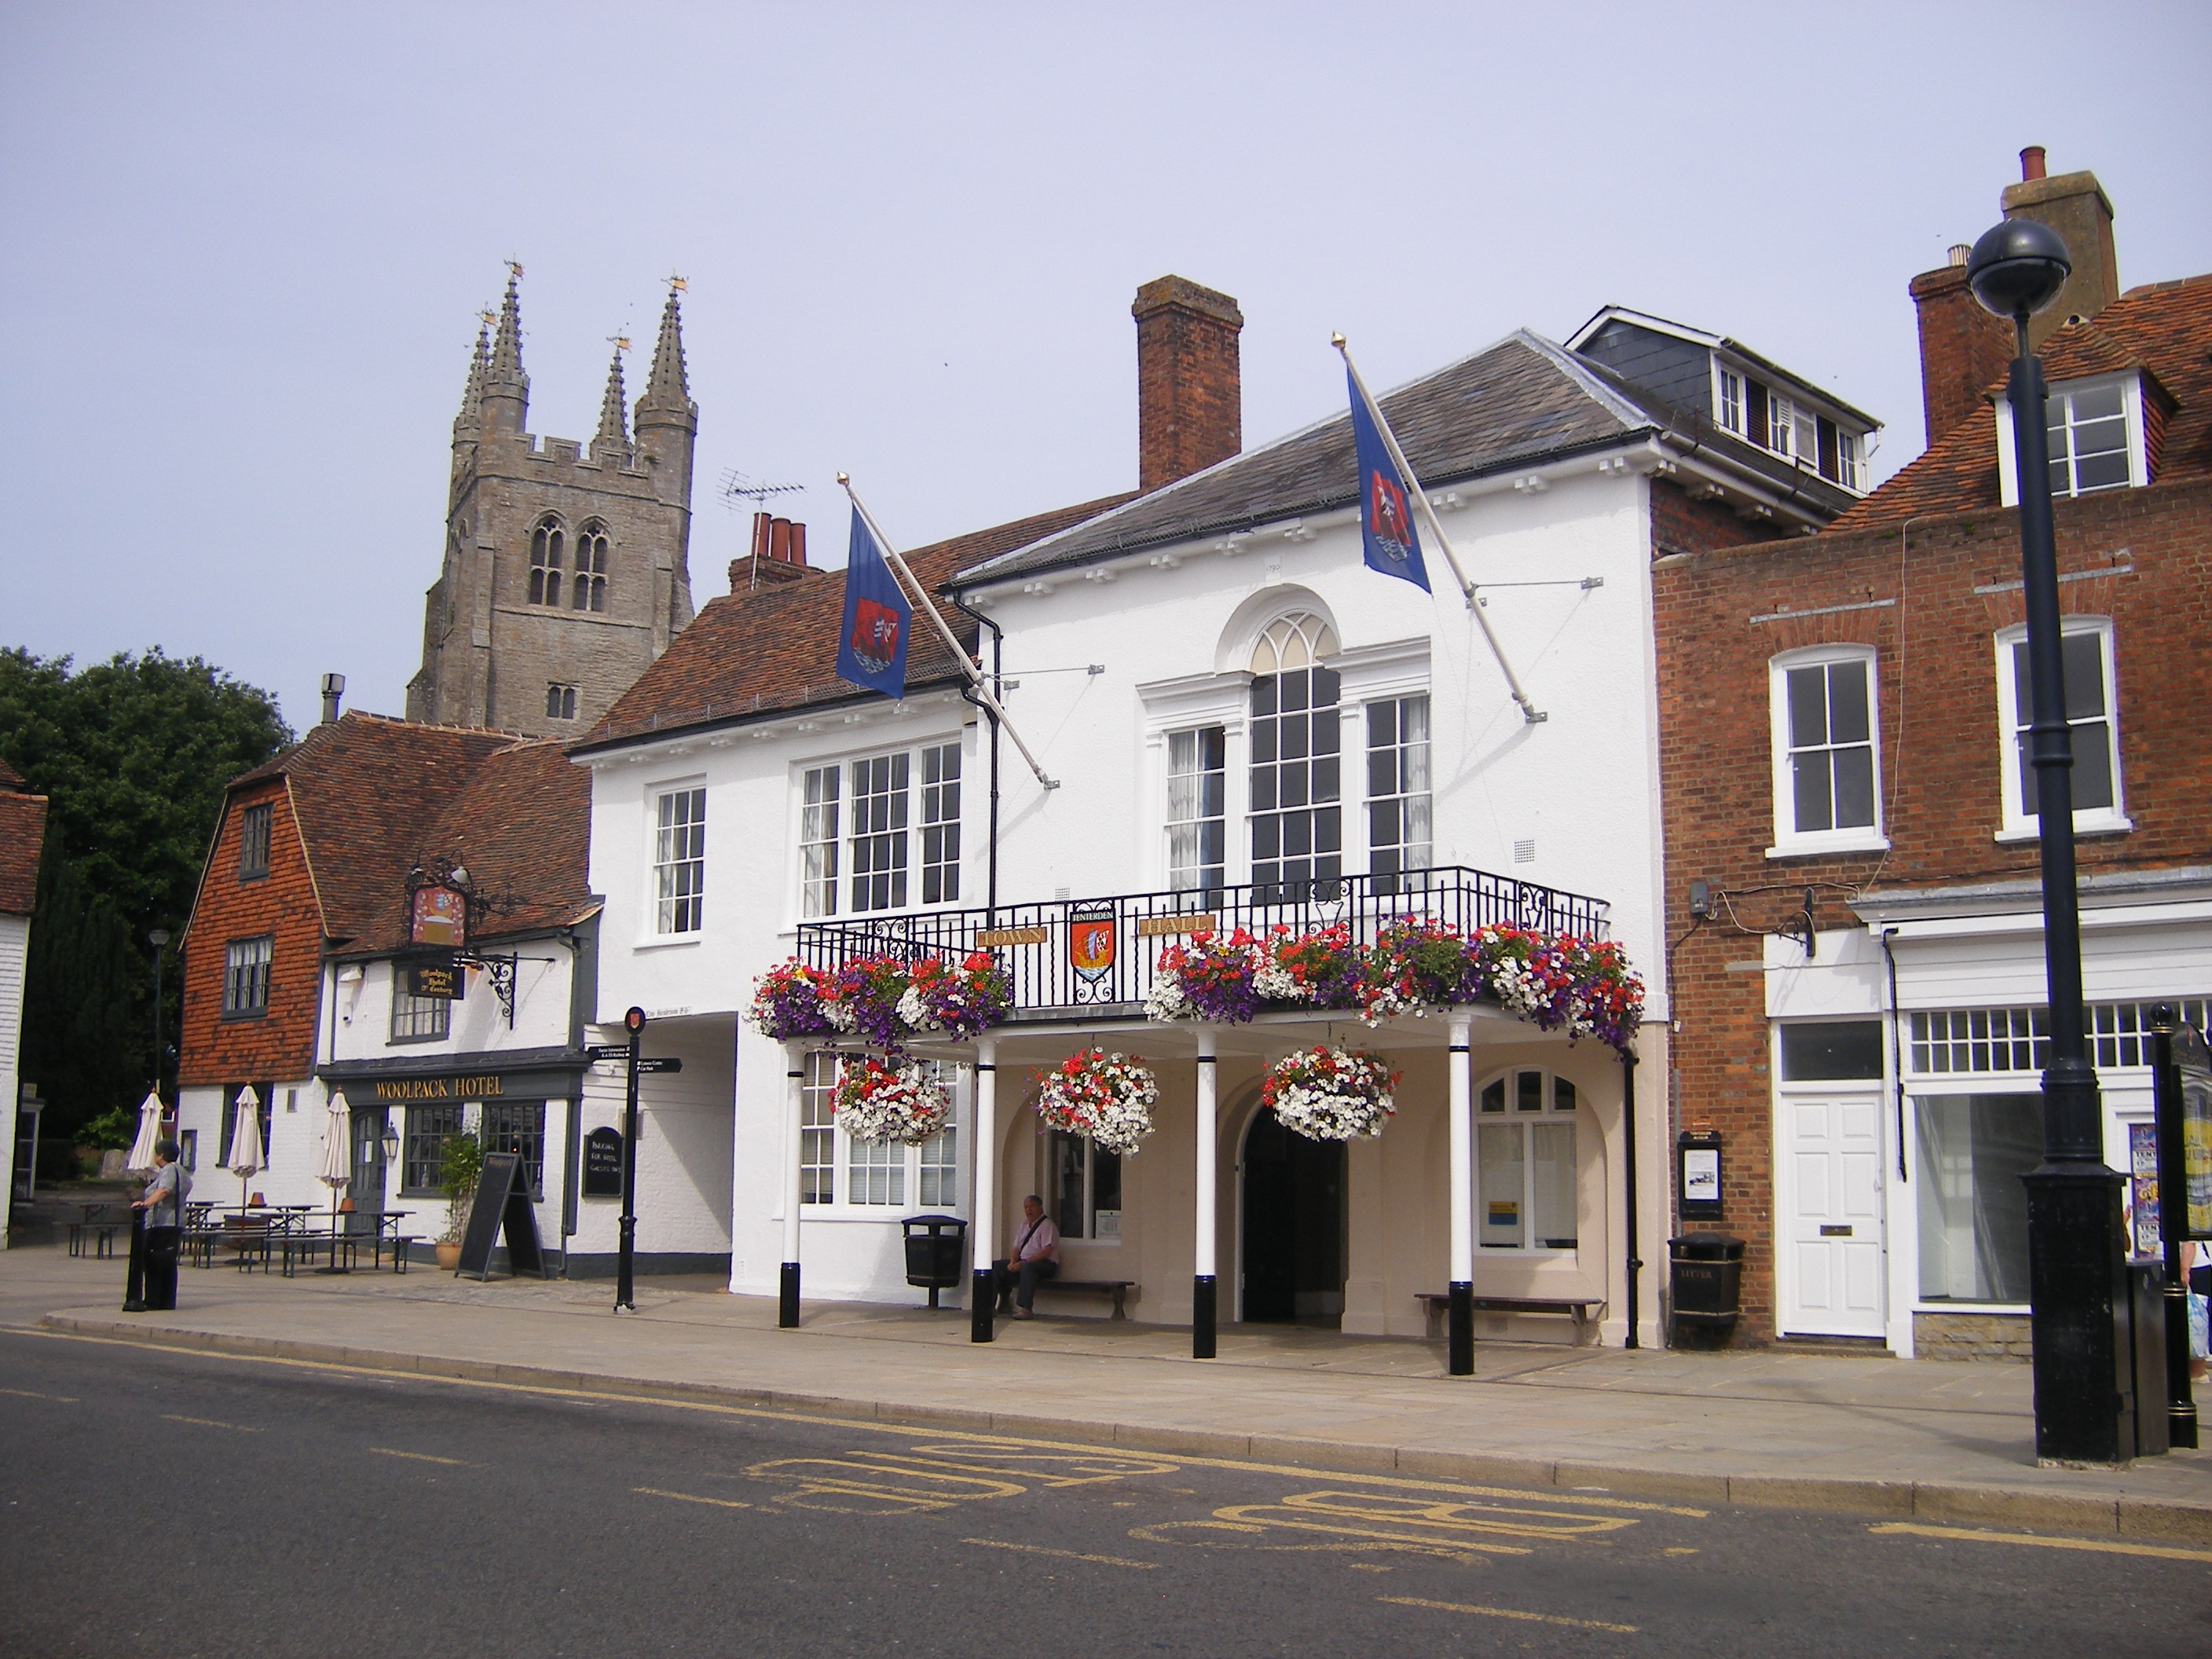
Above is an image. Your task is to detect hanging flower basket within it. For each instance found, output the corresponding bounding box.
[833,1056,950,1145]
[748,960,837,1041]
[1035,1049,1159,1156]
[1144,929,1263,1024]
[896,952,1014,1041]
[1255,922,1368,1013]
[1262,1045,1399,1142]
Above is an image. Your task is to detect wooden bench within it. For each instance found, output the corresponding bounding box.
[1026,1279,1138,1320]
[1416,1292,1602,1343]
[67,1220,120,1258]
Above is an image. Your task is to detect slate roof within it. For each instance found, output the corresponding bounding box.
[218,713,595,955]
[0,766,48,916]
[952,331,1858,586]
[1828,273,2212,533]
[572,493,1133,751]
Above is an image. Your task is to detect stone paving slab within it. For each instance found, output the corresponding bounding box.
[6,1244,2208,1540]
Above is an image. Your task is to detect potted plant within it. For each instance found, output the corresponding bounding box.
[434,1130,483,1271]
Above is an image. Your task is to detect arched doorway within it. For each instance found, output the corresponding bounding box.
[1240,1111,1346,1324]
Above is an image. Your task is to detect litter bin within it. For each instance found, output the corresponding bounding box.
[1668,1232,1745,1346]
[902,1214,968,1309]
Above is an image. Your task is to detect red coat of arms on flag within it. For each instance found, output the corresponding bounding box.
[1368,469,1415,566]
[848,599,903,672]
[1068,910,1117,983]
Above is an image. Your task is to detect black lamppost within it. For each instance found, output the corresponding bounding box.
[124,928,171,1314]
[1967,218,2131,1465]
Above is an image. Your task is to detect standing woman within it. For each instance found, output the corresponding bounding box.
[133,1141,191,1312]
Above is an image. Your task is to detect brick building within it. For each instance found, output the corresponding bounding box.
[171,710,709,1272]
[405,273,698,739]
[1654,153,2212,1357]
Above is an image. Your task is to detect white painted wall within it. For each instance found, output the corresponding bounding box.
[0,913,27,1241]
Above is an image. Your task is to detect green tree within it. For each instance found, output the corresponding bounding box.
[0,649,292,1141]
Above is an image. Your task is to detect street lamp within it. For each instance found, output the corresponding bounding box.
[1968,217,2131,1465]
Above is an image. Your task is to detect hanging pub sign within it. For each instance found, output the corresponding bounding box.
[1677,1130,1723,1221]
[405,953,465,1002]
[411,884,467,949]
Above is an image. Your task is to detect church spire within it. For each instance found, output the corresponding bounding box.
[453,314,491,439]
[635,280,694,419]
[595,338,630,453]
[480,263,530,435]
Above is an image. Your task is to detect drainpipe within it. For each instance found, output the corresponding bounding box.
[950,594,1002,921]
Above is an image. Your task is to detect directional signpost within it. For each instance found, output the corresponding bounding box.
[586,1007,682,1313]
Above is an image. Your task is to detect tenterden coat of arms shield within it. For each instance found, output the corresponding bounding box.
[1068,907,1117,985]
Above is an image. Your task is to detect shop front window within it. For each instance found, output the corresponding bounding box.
[1916,1093,2042,1304]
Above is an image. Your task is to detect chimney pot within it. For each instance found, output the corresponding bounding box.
[1133,276,1243,493]
[319,672,346,726]
[1947,243,1972,268]
[2020,145,2047,181]
[750,511,771,562]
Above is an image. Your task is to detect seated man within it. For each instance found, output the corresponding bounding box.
[992,1194,1060,1320]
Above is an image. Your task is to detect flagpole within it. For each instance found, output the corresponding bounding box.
[1335,335,1547,726]
[837,475,1061,790]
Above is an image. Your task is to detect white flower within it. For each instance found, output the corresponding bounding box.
[821,997,858,1034]
[895,986,934,1032]
[1143,977,1188,1022]
[1254,959,1303,1002]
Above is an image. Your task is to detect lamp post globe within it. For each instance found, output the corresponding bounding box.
[1966,218,2071,323]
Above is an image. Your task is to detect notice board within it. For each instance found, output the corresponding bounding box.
[581,1126,624,1198]
[456,1151,548,1280]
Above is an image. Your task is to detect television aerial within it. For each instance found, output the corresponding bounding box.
[720,471,805,512]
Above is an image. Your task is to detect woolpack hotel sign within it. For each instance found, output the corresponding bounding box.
[367,1073,507,1103]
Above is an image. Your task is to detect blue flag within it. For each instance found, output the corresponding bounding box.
[1349,369,1430,591]
[836,505,912,698]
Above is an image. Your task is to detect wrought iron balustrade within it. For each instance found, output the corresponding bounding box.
[794,866,1610,1018]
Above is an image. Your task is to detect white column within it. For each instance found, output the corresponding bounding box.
[779,1046,803,1326]
[1193,1027,1218,1358]
[971,1037,998,1342]
[1448,1016,1474,1285]
[1446,1016,1475,1374]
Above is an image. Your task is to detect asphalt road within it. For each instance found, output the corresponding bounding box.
[2,1329,2207,1659]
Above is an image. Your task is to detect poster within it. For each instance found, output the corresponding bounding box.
[2127,1121,2159,1259]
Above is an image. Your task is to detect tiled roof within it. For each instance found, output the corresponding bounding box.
[573,493,1133,750]
[954,333,1654,584]
[229,713,594,954]
[1829,272,2212,533]
[0,755,24,789]
[0,786,48,915]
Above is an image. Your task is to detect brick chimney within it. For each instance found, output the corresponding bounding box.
[1910,243,2014,447]
[729,512,810,592]
[2001,146,2119,350]
[1133,276,1243,492]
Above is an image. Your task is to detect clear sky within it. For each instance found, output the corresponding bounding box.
[4,1,2207,731]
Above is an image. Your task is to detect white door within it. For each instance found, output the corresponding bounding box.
[1781,1093,1885,1337]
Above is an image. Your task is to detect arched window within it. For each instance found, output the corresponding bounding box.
[1248,612,1341,902]
[1477,1069,1581,1254]
[528,518,566,606]
[572,522,610,613]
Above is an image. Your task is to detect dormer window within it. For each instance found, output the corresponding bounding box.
[1996,372,2147,505]
[2046,383,2130,495]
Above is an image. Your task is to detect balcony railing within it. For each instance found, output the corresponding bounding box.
[794,866,1611,1019]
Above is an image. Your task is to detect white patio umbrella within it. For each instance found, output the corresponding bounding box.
[124,1090,164,1178]
[316,1090,353,1255]
[228,1086,265,1218]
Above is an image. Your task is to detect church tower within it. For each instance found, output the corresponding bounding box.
[406,269,698,737]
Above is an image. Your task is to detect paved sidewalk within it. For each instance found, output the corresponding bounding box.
[8,1244,2209,1540]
